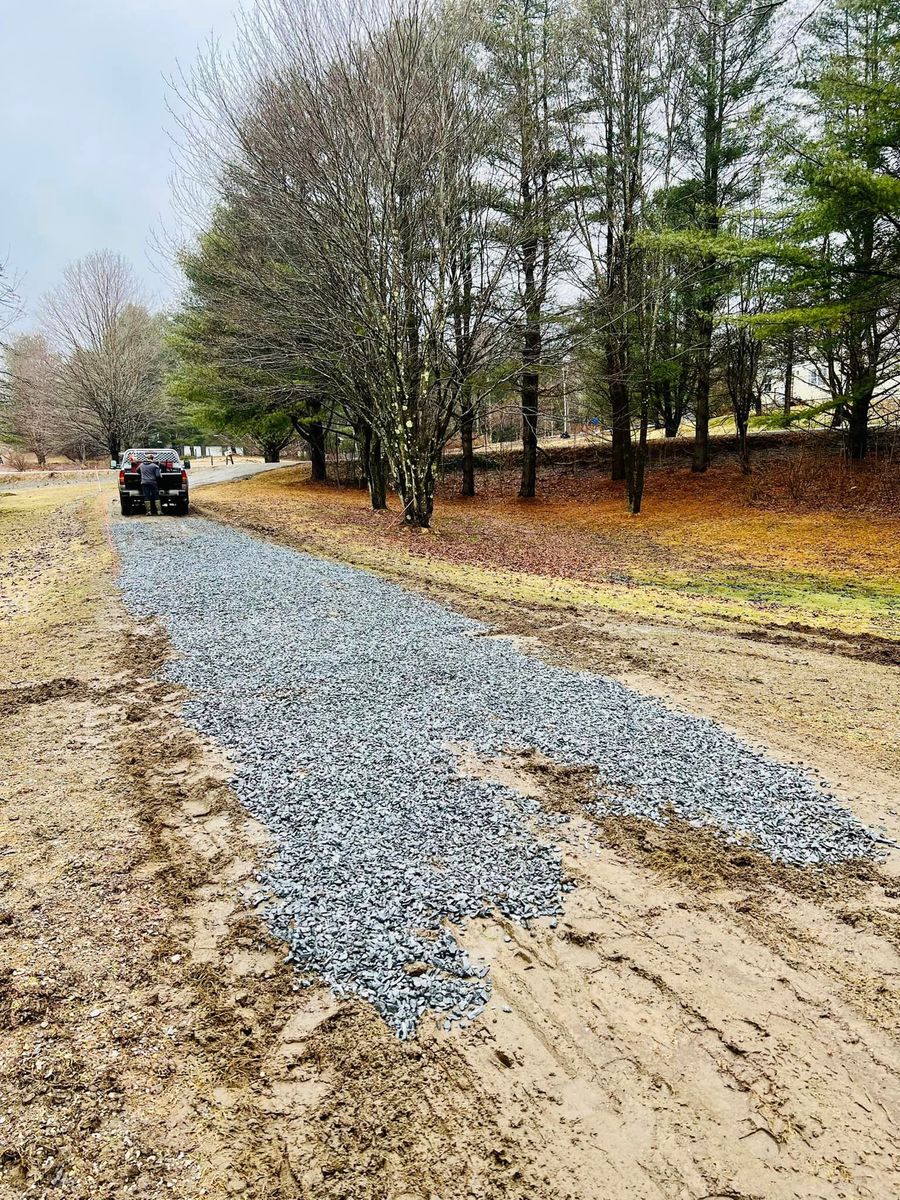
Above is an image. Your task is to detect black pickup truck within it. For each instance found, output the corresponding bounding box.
[117,448,191,515]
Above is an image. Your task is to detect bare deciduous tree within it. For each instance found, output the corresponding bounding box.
[0,260,21,341]
[179,0,510,526]
[41,251,164,462]
[1,333,63,466]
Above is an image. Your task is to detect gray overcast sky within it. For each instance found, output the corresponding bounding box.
[1,0,240,327]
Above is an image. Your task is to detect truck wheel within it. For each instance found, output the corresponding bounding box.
[120,497,131,516]
[176,496,189,515]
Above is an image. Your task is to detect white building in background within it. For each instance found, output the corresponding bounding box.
[182,445,245,459]
[760,364,899,424]
[760,363,830,411]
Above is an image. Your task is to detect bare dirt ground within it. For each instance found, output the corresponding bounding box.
[2,476,899,1200]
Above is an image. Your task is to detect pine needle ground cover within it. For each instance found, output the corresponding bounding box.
[194,459,900,645]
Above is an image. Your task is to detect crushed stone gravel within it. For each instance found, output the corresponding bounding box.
[113,516,885,1034]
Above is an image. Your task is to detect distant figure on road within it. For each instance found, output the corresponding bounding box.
[139,458,162,515]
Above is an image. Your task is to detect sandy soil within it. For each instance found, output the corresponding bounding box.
[1,484,898,1200]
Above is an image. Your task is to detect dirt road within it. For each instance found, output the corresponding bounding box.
[1,483,898,1200]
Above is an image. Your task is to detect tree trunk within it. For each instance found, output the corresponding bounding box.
[452,219,476,498]
[610,383,631,479]
[660,382,679,437]
[694,33,721,477]
[652,384,663,431]
[520,377,539,498]
[291,411,328,482]
[460,388,476,497]
[367,431,387,510]
[398,463,434,527]
[847,388,872,460]
[108,435,121,464]
[519,207,541,501]
[627,392,649,515]
[737,414,750,474]
[846,215,876,461]
[605,335,631,478]
[357,421,387,510]
[263,447,281,463]
[308,420,327,481]
[783,334,794,416]
[605,327,632,478]
[692,302,713,473]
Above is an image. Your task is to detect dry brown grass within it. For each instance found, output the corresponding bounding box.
[746,444,900,513]
[195,449,900,649]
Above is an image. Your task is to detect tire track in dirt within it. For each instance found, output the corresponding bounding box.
[444,751,900,1199]
[2,488,898,1200]
[0,493,546,1199]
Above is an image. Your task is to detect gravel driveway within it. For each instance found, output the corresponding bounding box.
[113,515,884,1034]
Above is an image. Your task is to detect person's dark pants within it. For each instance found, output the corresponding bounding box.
[141,484,160,515]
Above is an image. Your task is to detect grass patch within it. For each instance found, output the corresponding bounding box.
[632,566,900,629]
[0,486,115,686]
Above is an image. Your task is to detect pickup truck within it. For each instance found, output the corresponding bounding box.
[117,448,191,515]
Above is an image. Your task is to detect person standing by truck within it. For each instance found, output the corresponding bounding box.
[138,457,162,515]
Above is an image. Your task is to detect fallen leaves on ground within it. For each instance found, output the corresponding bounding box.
[195,455,900,642]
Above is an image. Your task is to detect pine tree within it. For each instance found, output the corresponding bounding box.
[480,0,572,499]
[778,0,900,459]
[682,0,779,472]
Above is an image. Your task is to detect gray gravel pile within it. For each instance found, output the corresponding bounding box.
[113,517,884,1034]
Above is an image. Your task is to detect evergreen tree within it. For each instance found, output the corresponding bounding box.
[480,0,573,499]
[774,0,900,458]
[172,201,330,478]
[682,0,779,472]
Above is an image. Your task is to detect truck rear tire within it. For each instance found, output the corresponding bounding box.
[120,497,131,516]
[176,496,189,515]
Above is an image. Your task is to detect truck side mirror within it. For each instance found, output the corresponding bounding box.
[110,459,119,469]
[183,460,191,469]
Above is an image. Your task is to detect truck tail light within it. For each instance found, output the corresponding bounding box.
[181,470,187,483]
[118,470,125,485]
